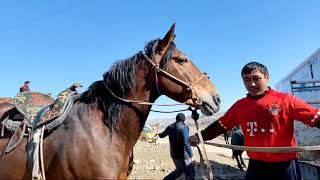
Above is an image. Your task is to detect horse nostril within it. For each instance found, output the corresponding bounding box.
[213,95,220,106]
[216,95,221,104]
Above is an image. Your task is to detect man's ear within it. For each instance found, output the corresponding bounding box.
[265,74,270,80]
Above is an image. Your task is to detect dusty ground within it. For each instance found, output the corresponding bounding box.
[129,133,249,180]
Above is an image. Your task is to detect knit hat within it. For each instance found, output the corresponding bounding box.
[176,113,185,122]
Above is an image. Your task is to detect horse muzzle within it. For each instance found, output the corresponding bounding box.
[186,98,203,108]
[187,94,220,116]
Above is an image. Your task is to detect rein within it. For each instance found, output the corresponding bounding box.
[102,81,186,106]
[150,108,190,113]
[102,53,208,107]
[205,142,320,153]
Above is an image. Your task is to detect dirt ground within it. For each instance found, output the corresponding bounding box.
[129,132,249,180]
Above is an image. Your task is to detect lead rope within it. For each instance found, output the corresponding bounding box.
[191,109,213,180]
[196,145,208,179]
[204,142,320,153]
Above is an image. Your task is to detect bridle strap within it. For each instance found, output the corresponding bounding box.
[102,80,186,106]
[154,64,161,95]
[142,53,208,105]
[188,73,207,91]
[102,53,208,107]
[142,54,207,89]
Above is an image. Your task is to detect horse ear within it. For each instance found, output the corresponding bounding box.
[159,23,176,52]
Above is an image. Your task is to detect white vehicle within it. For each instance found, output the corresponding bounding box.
[275,48,320,108]
[275,48,320,180]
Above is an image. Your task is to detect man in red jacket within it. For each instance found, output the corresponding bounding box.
[19,81,31,92]
[190,62,320,180]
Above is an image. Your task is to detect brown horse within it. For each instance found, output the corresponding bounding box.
[0,24,220,179]
[0,97,14,104]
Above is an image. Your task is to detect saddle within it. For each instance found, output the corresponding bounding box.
[3,83,82,154]
[15,92,55,125]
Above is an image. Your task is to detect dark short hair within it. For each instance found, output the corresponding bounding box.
[176,113,185,122]
[241,62,269,77]
[25,81,31,84]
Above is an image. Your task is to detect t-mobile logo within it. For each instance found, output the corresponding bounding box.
[247,121,257,136]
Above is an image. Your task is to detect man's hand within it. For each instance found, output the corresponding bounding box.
[154,133,160,138]
[189,135,200,146]
[191,156,197,165]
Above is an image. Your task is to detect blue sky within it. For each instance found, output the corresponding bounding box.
[1,1,319,119]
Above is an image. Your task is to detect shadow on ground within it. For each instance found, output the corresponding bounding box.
[193,160,246,180]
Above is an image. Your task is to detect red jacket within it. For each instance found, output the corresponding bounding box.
[20,85,30,92]
[218,89,320,162]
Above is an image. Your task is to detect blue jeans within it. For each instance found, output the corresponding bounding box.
[245,159,301,180]
[163,158,195,180]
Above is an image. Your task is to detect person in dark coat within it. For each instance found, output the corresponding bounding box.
[158,113,196,180]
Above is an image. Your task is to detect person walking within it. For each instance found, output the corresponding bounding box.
[158,113,196,180]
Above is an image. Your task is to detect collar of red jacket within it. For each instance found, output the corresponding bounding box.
[246,86,272,100]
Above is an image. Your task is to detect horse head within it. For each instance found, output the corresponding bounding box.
[145,24,220,115]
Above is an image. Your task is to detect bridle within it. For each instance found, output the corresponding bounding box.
[102,50,208,107]
[142,53,208,105]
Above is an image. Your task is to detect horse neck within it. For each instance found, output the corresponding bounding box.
[116,65,159,145]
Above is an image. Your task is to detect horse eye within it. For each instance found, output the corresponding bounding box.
[175,57,188,64]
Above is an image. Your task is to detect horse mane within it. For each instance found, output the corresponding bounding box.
[81,38,176,128]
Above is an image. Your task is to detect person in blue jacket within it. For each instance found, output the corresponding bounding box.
[158,113,196,180]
